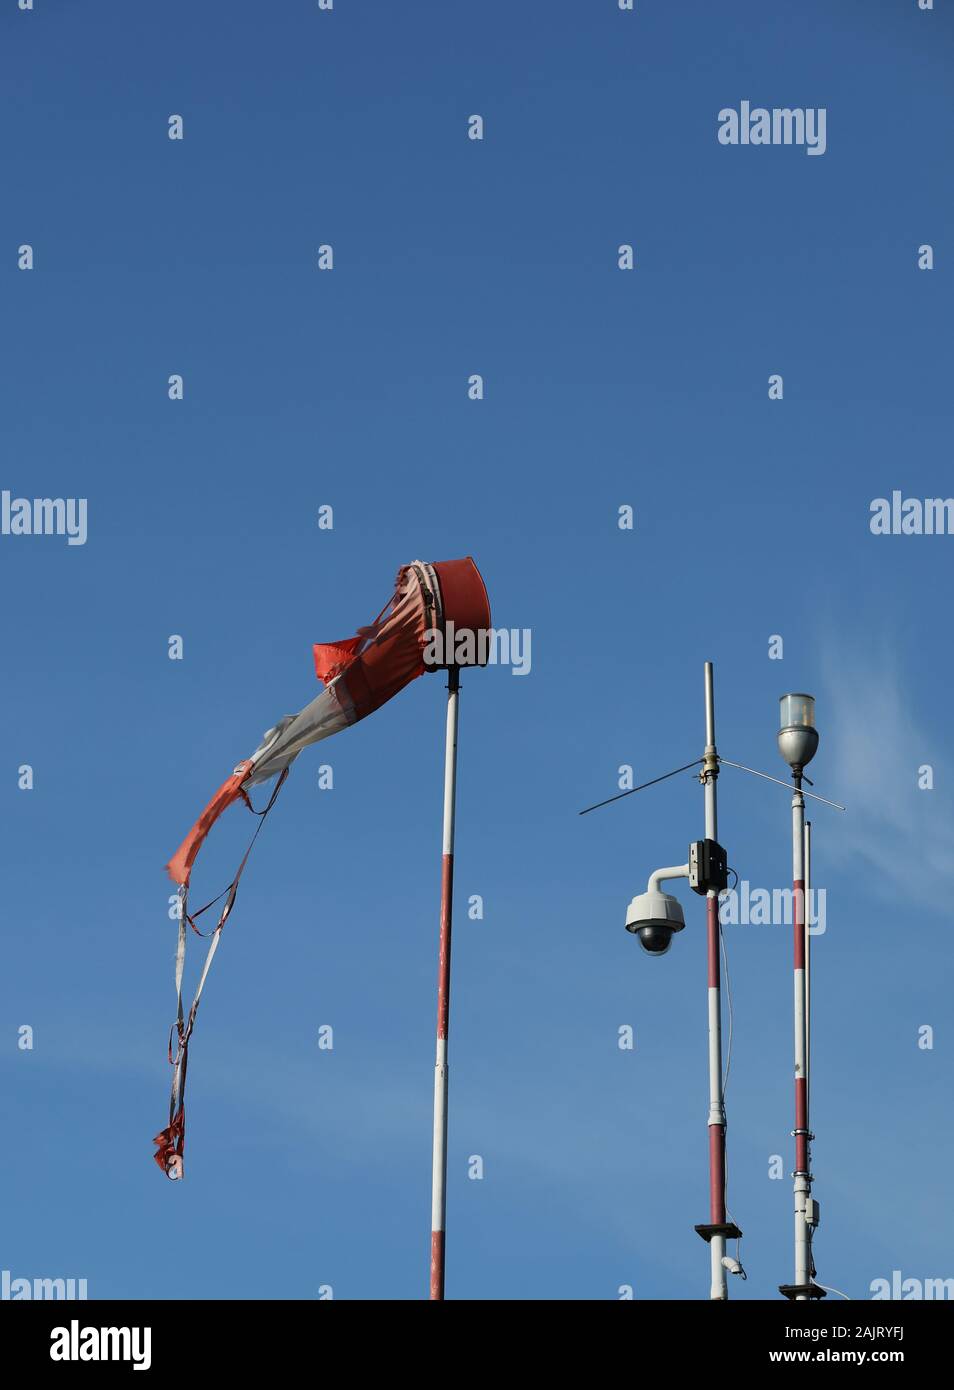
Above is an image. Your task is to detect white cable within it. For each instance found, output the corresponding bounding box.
[720,917,734,1095]
[718,909,742,1268]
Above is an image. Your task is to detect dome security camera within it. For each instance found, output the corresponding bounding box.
[625,869,688,956]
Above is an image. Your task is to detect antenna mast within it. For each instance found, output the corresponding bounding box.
[693,663,741,1298]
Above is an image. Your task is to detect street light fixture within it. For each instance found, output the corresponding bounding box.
[777,693,818,774]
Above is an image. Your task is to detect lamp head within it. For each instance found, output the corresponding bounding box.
[777,692,819,773]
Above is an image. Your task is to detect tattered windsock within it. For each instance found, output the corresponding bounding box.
[155,558,491,1179]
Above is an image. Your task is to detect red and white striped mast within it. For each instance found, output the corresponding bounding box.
[429,663,460,1300]
[700,662,731,1300]
[777,694,823,1301]
[612,663,742,1298]
[804,818,812,1145]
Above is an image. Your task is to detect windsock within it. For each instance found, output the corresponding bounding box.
[155,557,491,1179]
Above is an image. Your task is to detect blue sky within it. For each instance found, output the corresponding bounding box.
[2,0,953,1300]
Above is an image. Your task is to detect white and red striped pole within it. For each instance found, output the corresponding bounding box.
[702,662,729,1301]
[791,780,813,1296]
[429,664,460,1299]
[804,819,812,1123]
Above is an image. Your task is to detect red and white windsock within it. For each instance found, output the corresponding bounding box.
[154,557,491,1183]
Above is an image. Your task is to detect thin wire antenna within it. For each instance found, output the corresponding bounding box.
[718,757,846,811]
[577,759,703,816]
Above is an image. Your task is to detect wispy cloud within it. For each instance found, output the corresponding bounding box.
[820,635,954,907]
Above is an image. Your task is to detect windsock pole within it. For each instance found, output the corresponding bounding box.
[430,664,460,1299]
